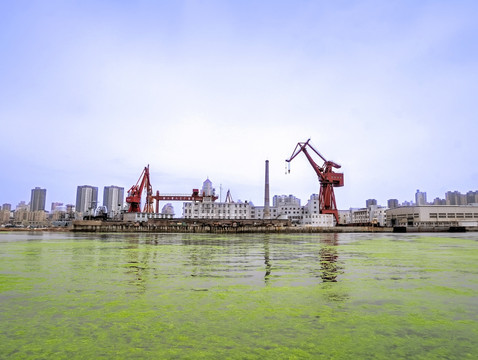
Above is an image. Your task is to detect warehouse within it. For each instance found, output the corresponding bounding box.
[386,205,478,227]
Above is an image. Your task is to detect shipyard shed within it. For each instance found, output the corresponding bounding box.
[386,205,478,228]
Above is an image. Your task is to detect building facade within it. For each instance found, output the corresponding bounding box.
[182,191,334,227]
[183,200,252,220]
[123,212,173,222]
[366,199,377,208]
[272,195,302,223]
[467,191,478,204]
[76,185,98,215]
[387,199,399,209]
[16,201,29,211]
[415,190,427,206]
[340,205,388,226]
[2,203,12,212]
[0,210,11,224]
[103,186,124,218]
[386,205,478,227]
[446,191,467,205]
[433,198,447,205]
[30,187,46,211]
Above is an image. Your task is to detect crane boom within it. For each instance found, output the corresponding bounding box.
[125,165,154,213]
[286,139,344,224]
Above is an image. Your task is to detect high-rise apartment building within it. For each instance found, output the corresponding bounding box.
[387,199,399,209]
[1,203,12,212]
[366,199,377,208]
[415,190,427,206]
[466,191,478,204]
[103,186,124,217]
[433,197,446,205]
[76,185,98,214]
[446,191,467,205]
[30,187,46,211]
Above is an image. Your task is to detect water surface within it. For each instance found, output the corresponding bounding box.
[1,232,477,359]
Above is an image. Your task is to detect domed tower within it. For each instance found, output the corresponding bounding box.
[201,178,215,197]
[161,203,175,216]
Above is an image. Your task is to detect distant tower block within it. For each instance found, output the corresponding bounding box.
[264,160,271,219]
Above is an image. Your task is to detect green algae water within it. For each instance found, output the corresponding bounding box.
[1,232,477,359]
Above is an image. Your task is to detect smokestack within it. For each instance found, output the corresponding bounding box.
[264,160,271,219]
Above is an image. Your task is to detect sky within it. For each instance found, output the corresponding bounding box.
[1,0,477,214]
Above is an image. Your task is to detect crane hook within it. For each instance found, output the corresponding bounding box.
[285,161,291,174]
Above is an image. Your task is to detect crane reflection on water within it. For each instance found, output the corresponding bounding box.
[319,233,340,282]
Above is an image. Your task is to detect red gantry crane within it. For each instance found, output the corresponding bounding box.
[125,165,218,213]
[125,165,155,213]
[286,139,344,224]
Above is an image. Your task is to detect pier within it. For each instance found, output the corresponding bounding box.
[72,219,393,233]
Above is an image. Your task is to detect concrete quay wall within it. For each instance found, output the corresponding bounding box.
[72,220,392,233]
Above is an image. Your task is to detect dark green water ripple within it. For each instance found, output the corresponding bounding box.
[1,232,477,359]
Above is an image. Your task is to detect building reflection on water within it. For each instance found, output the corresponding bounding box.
[90,233,344,291]
[264,238,271,284]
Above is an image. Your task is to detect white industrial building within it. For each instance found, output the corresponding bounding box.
[339,205,388,226]
[352,205,387,226]
[273,195,302,222]
[123,212,173,222]
[183,200,252,220]
[301,213,335,227]
[183,179,252,220]
[181,179,334,227]
[301,194,335,227]
[386,205,478,227]
[251,194,333,226]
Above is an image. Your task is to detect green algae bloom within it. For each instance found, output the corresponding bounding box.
[1,232,477,359]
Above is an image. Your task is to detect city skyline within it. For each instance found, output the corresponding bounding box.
[1,1,477,209]
[2,183,477,214]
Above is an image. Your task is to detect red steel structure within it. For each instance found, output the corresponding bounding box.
[286,139,344,224]
[126,165,154,213]
[126,165,218,213]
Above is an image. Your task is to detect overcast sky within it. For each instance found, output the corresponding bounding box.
[1,0,477,213]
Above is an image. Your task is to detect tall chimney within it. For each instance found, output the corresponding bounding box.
[264,160,271,219]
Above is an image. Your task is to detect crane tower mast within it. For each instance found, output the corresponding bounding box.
[286,139,344,224]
